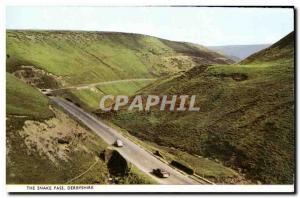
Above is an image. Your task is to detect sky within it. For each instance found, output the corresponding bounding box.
[6,6,294,46]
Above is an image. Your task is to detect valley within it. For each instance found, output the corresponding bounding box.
[107,32,294,184]
[6,30,294,185]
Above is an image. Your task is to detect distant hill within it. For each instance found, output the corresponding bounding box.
[208,44,270,61]
[241,31,294,64]
[108,32,295,184]
[6,30,233,86]
[6,30,233,111]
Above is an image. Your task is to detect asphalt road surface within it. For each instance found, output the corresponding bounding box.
[51,97,200,185]
[50,78,156,91]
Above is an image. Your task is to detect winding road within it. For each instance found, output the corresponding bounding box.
[50,97,201,185]
[50,78,157,92]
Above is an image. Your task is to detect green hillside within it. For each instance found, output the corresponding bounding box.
[69,80,156,110]
[6,74,154,184]
[108,32,295,184]
[6,72,53,119]
[8,29,293,184]
[7,30,233,112]
[7,30,233,86]
[241,32,294,64]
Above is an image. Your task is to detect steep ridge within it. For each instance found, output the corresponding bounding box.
[241,31,294,64]
[7,30,233,87]
[108,32,295,184]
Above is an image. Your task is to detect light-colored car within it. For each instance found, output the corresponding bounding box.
[114,139,124,147]
[153,168,170,178]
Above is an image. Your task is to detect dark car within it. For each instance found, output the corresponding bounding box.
[45,93,53,96]
[153,168,170,178]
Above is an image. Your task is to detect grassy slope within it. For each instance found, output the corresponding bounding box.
[109,32,294,184]
[7,30,233,113]
[7,30,233,184]
[7,30,233,86]
[69,80,155,111]
[103,120,240,182]
[242,32,294,64]
[6,73,53,119]
[6,73,153,184]
[6,74,108,184]
[7,116,110,184]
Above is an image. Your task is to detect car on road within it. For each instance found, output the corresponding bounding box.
[114,139,124,147]
[153,168,170,178]
[45,93,53,96]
